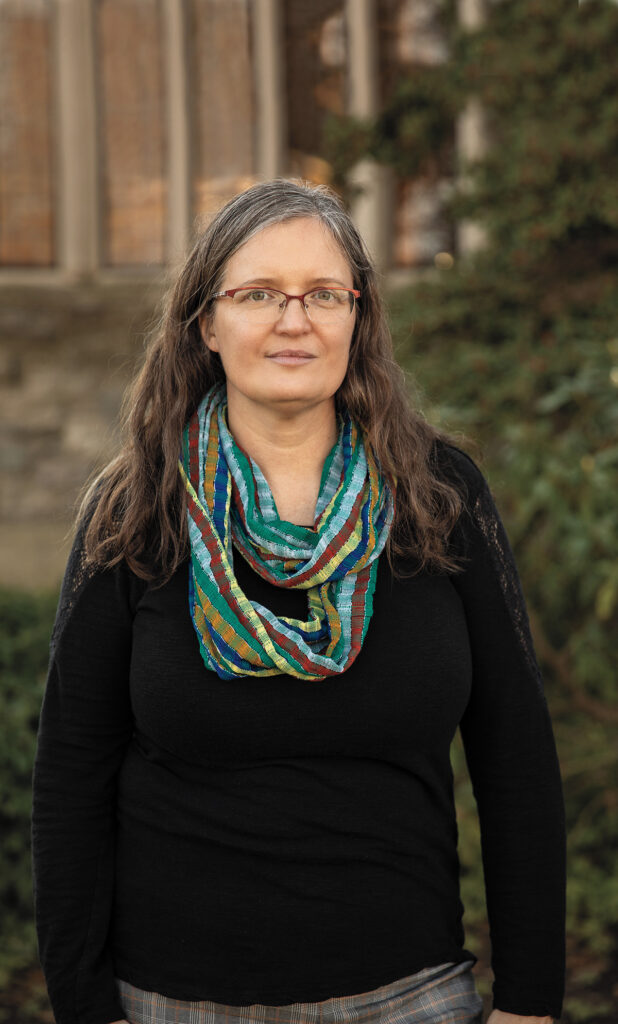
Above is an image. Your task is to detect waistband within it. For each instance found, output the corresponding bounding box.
[117,959,482,1024]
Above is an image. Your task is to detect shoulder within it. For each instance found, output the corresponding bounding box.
[432,439,488,507]
[52,493,147,651]
[430,441,499,566]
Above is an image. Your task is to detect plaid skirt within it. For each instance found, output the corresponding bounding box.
[116,960,483,1024]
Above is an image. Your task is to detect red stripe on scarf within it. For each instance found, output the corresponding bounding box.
[188,412,201,489]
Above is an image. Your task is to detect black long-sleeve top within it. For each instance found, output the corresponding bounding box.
[32,446,566,1024]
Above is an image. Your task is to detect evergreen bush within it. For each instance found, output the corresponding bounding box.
[0,588,56,1022]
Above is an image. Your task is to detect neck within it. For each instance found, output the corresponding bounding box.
[226,395,339,525]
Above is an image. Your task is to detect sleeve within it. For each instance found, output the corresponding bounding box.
[447,450,566,1020]
[31,523,139,1024]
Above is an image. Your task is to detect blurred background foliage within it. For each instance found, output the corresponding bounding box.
[2,0,617,1021]
[0,590,56,1023]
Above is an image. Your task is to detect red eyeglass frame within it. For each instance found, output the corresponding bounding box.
[212,286,361,311]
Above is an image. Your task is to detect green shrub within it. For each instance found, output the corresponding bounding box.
[0,588,57,1019]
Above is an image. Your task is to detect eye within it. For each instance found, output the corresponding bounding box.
[237,288,278,303]
[307,289,351,308]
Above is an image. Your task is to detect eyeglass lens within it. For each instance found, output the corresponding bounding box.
[230,288,354,323]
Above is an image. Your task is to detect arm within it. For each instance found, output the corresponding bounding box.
[32,526,139,1024]
[448,456,566,1020]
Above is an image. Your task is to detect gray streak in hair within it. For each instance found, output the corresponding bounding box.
[188,179,374,325]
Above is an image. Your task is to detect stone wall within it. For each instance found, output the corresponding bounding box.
[0,279,163,588]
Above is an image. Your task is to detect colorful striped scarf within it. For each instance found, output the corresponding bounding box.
[179,386,395,680]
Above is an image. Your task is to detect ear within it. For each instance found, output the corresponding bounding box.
[199,313,219,353]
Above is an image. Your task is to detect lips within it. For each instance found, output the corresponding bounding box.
[267,349,315,358]
[266,349,316,365]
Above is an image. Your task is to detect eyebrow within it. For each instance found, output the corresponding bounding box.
[235,277,351,289]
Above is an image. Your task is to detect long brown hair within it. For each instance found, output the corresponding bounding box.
[80,179,466,581]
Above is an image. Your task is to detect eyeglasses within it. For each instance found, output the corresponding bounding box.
[211,286,360,324]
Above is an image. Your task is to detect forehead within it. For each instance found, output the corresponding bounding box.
[222,217,353,284]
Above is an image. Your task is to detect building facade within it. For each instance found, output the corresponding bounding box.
[0,0,470,277]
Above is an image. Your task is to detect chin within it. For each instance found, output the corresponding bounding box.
[264,390,329,409]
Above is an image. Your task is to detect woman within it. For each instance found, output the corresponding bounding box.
[32,179,565,1024]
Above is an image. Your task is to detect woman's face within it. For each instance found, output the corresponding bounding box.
[202,217,356,422]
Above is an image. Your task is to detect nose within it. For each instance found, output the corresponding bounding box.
[275,296,311,332]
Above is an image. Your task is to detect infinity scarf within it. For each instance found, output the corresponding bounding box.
[179,386,395,680]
